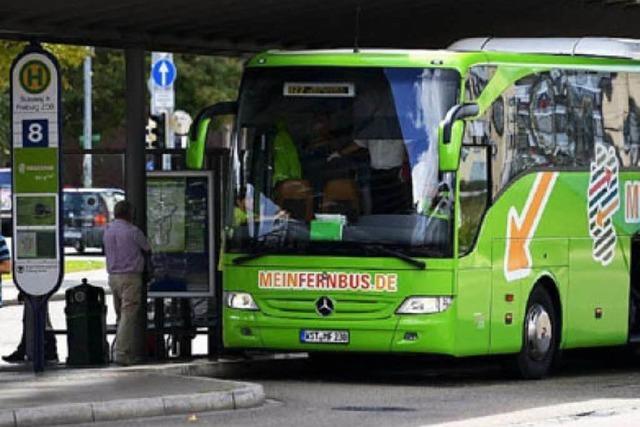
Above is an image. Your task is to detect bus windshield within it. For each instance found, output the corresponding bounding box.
[226,66,460,257]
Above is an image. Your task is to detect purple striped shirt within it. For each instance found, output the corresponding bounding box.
[103,219,150,274]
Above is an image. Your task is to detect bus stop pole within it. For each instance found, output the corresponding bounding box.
[25,296,46,373]
[124,47,149,361]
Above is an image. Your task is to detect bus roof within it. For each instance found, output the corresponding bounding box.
[450,37,640,61]
[247,39,640,74]
[247,49,487,72]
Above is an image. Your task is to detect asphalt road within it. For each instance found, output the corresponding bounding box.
[76,350,640,427]
[6,246,640,426]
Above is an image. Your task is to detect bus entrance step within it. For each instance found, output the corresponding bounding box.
[629,334,640,344]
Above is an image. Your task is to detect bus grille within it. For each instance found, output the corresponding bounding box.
[257,295,396,320]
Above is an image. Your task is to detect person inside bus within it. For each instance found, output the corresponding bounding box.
[326,139,410,214]
[301,112,354,208]
[233,189,249,226]
[271,119,302,188]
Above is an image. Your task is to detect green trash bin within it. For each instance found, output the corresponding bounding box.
[65,278,108,365]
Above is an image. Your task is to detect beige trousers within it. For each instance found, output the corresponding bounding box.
[108,273,144,364]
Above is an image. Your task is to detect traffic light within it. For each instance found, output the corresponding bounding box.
[145,113,165,149]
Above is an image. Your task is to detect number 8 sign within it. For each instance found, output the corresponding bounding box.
[22,119,49,147]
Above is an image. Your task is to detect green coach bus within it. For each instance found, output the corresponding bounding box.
[187,38,640,378]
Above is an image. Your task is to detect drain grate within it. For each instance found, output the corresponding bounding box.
[332,406,416,413]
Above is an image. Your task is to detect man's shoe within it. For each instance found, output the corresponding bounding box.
[2,351,26,363]
[45,354,59,364]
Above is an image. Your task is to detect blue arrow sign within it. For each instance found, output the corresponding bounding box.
[151,58,176,88]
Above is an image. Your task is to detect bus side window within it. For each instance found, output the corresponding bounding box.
[459,146,489,255]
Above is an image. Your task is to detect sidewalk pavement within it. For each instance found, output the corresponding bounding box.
[0,360,265,427]
[428,398,640,427]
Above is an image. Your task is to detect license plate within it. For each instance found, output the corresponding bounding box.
[300,329,349,344]
[64,231,82,239]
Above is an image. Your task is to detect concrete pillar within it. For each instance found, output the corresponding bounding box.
[125,47,147,232]
[125,47,148,362]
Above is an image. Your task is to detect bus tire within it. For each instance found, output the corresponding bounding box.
[514,286,558,379]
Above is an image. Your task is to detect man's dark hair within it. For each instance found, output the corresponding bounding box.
[114,200,133,220]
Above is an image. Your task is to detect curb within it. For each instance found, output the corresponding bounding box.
[0,381,264,427]
[113,353,306,380]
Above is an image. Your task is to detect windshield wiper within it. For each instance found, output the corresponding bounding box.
[352,243,427,270]
[232,243,426,269]
[232,248,281,265]
[363,244,426,270]
[233,221,291,265]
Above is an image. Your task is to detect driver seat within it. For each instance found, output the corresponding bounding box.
[274,179,313,221]
[321,179,360,221]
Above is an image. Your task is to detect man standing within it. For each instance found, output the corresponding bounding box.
[0,233,11,307]
[103,201,150,365]
[0,234,18,362]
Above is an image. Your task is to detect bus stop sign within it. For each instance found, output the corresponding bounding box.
[10,44,63,296]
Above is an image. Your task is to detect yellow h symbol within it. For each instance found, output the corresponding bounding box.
[19,60,50,94]
[26,64,45,89]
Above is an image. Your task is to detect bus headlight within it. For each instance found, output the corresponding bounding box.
[224,292,259,311]
[396,296,453,314]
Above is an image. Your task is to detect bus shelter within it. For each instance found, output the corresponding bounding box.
[0,0,639,363]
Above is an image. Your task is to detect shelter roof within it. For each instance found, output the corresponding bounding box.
[0,1,636,54]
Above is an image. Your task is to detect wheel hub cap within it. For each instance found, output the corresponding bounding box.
[526,303,552,361]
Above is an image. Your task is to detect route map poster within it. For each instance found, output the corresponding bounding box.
[148,178,186,252]
[147,171,214,297]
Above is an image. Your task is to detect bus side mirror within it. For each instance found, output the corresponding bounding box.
[439,120,465,171]
[438,103,479,172]
[186,101,237,170]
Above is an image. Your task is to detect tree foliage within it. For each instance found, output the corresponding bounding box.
[0,42,244,170]
[0,41,87,90]
[60,49,243,149]
[62,48,126,149]
[174,54,243,115]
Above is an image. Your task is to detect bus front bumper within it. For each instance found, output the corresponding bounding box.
[223,308,456,355]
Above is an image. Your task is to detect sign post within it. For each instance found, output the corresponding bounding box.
[150,53,176,171]
[10,44,64,372]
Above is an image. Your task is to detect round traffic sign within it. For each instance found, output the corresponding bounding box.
[151,59,177,88]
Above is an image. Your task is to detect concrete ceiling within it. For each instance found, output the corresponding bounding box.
[0,0,638,54]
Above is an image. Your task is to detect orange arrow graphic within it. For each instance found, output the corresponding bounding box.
[504,172,558,281]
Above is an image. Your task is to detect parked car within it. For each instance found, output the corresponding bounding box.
[63,188,125,253]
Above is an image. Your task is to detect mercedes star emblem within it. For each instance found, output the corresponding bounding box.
[315,296,335,317]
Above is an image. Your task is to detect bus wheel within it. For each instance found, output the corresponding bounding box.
[515,286,558,379]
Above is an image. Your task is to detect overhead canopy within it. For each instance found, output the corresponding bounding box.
[0,0,638,54]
